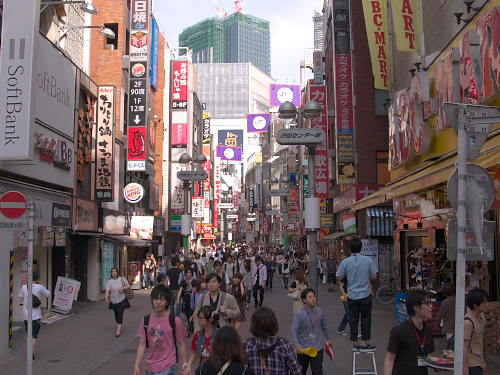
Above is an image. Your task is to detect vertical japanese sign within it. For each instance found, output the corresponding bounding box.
[214,157,221,230]
[127,0,150,171]
[362,0,391,89]
[150,17,160,90]
[171,61,188,109]
[309,86,330,197]
[203,112,211,144]
[313,51,324,84]
[192,196,204,218]
[96,86,115,202]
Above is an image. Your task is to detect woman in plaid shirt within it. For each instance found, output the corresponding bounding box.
[243,307,302,375]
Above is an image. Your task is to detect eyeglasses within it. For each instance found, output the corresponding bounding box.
[421,300,433,306]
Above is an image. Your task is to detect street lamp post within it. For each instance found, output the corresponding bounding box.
[281,175,290,249]
[178,152,207,257]
[277,100,322,294]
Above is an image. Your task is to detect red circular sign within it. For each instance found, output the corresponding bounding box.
[0,191,28,219]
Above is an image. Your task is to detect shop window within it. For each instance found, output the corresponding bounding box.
[376,151,390,185]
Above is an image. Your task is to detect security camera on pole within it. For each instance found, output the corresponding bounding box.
[443,102,500,374]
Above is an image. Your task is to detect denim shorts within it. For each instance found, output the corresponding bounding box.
[146,365,177,375]
[24,319,41,339]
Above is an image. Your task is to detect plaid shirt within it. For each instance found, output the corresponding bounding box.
[243,336,302,375]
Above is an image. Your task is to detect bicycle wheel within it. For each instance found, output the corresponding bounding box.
[377,284,395,304]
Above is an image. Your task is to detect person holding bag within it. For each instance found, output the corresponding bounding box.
[106,267,132,337]
[195,326,250,375]
[288,270,308,314]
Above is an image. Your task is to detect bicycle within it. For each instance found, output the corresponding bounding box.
[376,277,397,304]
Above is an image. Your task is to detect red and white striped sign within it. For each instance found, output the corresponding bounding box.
[0,191,28,219]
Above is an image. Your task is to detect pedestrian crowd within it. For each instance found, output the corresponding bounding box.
[19,239,491,375]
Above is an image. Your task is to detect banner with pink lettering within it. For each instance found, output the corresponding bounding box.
[362,0,391,89]
[391,0,421,53]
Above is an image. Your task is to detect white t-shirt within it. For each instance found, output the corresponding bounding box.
[19,283,51,321]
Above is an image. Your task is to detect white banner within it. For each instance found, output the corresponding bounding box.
[192,196,204,218]
[53,276,80,313]
[0,0,40,160]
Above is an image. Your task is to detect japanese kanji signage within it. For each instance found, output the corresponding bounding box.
[96,86,115,202]
[192,196,204,218]
[203,112,211,144]
[127,0,150,171]
[171,60,188,109]
[309,86,330,198]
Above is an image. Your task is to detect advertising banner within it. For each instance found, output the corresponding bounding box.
[96,86,115,202]
[130,216,154,240]
[342,213,357,234]
[192,196,204,218]
[172,123,188,148]
[362,0,391,89]
[171,60,188,109]
[127,0,150,172]
[0,0,39,161]
[53,277,81,313]
[218,129,244,147]
[217,146,242,161]
[309,86,330,197]
[270,84,301,107]
[247,114,270,132]
[127,127,147,170]
[203,112,211,144]
[391,0,421,53]
[150,18,160,89]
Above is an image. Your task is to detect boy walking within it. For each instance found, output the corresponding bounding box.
[291,288,333,375]
[134,285,189,375]
[383,289,435,375]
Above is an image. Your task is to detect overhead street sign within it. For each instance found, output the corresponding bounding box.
[177,171,208,181]
[0,191,28,219]
[443,102,499,161]
[218,203,234,209]
[447,219,494,261]
[227,214,239,219]
[270,189,292,196]
[276,128,326,145]
[265,210,280,215]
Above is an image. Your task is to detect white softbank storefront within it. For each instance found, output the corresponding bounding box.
[0,0,77,356]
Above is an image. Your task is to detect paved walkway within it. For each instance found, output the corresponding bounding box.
[2,277,499,374]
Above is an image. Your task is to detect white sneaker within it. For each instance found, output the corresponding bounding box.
[337,330,347,336]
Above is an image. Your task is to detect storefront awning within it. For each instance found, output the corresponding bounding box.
[203,234,217,240]
[352,142,500,211]
[320,232,345,242]
[367,207,394,237]
[105,234,156,246]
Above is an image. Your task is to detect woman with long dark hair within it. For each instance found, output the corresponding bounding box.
[196,325,250,375]
[243,307,301,375]
[105,267,131,337]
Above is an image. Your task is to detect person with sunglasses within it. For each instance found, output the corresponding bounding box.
[383,289,435,375]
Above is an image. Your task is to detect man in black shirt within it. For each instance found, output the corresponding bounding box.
[165,258,183,316]
[383,289,435,375]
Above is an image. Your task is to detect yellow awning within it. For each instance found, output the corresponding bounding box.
[352,140,500,211]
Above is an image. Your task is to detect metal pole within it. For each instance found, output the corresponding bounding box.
[453,104,467,375]
[183,181,189,256]
[283,196,289,247]
[27,200,34,375]
[307,145,319,295]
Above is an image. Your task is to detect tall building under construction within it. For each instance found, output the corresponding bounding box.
[179,12,271,76]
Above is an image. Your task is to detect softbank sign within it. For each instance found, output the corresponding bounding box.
[0,0,40,161]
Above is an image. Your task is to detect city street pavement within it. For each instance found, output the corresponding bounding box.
[2,276,499,374]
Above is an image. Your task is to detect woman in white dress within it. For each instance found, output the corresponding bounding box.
[105,267,131,337]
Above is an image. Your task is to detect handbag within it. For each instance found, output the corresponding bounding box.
[288,289,301,300]
[121,277,134,299]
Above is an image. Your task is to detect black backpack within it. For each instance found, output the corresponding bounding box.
[143,313,178,362]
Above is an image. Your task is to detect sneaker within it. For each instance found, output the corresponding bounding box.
[358,334,362,338]
[359,344,376,352]
[352,344,361,352]
[337,330,348,336]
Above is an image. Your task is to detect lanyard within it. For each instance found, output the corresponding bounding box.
[409,319,427,358]
[305,307,318,329]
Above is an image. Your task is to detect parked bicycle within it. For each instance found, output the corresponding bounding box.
[376,277,397,304]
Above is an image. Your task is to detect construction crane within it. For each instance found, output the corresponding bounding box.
[234,0,245,13]
[212,0,228,18]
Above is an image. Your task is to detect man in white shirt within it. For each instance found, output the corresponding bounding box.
[19,272,51,360]
[251,255,267,308]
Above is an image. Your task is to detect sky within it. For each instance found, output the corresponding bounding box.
[152,0,322,84]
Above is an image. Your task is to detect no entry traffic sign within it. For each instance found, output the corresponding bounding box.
[0,191,28,219]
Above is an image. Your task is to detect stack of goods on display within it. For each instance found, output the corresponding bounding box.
[485,301,500,355]
[408,245,450,291]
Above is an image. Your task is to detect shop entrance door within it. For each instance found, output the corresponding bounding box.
[401,231,427,290]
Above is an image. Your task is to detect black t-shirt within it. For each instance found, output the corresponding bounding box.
[166,267,183,290]
[195,360,250,375]
[180,278,196,303]
[386,320,435,375]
